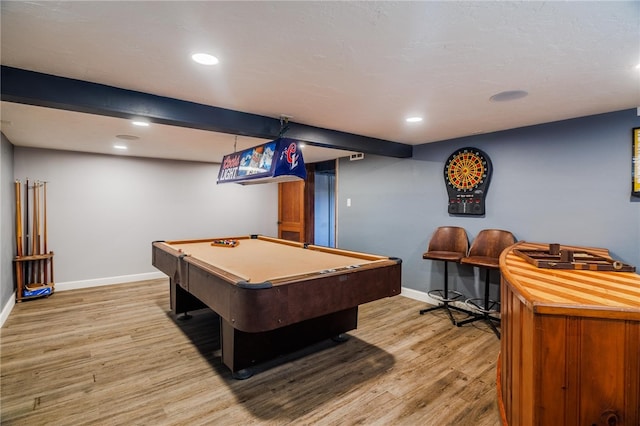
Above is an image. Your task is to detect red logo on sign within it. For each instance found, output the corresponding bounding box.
[285,143,298,168]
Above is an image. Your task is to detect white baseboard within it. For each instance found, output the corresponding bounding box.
[0,291,16,328]
[2,282,449,328]
[55,271,167,292]
[401,287,437,303]
[401,286,470,311]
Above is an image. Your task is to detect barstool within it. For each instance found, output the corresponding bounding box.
[456,229,516,338]
[419,226,470,325]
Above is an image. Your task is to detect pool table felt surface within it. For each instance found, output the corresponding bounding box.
[162,236,392,285]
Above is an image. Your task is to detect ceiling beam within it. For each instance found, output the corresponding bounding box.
[1,66,412,158]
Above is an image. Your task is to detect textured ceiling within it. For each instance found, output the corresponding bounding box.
[1,1,639,163]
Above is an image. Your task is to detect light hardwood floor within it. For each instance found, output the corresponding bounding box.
[1,279,501,425]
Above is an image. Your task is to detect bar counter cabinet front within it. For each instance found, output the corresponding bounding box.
[498,242,640,426]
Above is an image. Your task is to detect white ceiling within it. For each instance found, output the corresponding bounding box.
[1,1,639,163]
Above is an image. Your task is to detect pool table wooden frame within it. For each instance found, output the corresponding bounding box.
[152,235,402,378]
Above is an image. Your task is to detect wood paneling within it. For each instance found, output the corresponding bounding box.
[499,242,640,426]
[1,279,501,425]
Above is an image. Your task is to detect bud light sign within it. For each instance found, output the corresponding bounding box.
[217,138,307,185]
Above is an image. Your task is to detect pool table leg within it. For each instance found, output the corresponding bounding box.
[220,307,358,379]
[170,278,207,317]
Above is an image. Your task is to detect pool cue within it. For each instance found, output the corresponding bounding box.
[43,181,48,285]
[15,180,23,255]
[15,180,24,297]
[36,181,43,283]
[32,181,40,284]
[38,183,43,270]
[24,179,31,285]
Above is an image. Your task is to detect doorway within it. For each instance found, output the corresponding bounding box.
[277,160,336,246]
[314,161,336,247]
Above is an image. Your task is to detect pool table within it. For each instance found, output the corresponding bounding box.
[152,235,402,378]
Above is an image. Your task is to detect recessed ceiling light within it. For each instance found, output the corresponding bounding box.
[192,53,219,65]
[132,120,149,127]
[114,144,128,150]
[406,117,423,123]
[299,143,305,148]
[490,90,528,102]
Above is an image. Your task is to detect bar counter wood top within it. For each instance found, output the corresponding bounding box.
[498,241,640,426]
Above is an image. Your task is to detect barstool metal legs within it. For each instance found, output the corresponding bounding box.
[456,268,501,338]
[419,262,470,325]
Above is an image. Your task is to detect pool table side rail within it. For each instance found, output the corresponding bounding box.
[158,236,249,245]
[257,235,390,262]
[254,258,400,286]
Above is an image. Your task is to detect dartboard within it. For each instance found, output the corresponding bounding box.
[445,148,488,191]
[443,147,492,215]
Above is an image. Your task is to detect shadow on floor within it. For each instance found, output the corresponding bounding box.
[169,308,395,422]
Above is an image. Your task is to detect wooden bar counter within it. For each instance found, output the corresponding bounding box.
[498,242,640,426]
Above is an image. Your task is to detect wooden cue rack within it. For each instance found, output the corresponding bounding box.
[13,179,55,302]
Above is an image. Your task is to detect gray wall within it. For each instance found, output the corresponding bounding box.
[338,109,640,300]
[1,134,15,313]
[12,148,278,286]
[3,109,639,315]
